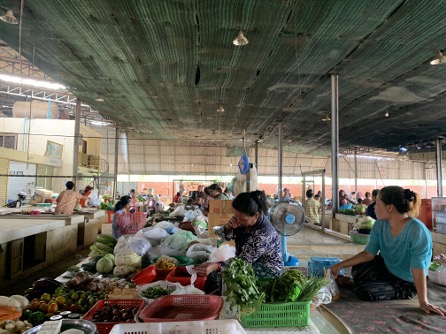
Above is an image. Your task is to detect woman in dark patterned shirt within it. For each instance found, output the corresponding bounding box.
[195,191,283,278]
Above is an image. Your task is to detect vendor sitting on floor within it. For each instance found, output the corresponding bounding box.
[330,186,446,316]
[194,190,283,278]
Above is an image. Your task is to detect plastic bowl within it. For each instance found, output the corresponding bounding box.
[36,203,53,207]
[131,265,157,285]
[24,319,97,334]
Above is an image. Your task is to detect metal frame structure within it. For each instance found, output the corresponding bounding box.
[301,169,326,231]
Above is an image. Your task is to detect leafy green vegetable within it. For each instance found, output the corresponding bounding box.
[339,208,356,216]
[296,276,328,301]
[141,286,172,299]
[99,201,114,210]
[222,258,264,315]
[269,269,307,302]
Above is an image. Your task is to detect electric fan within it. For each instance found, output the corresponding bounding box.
[270,200,305,266]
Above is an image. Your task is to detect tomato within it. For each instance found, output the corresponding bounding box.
[47,301,59,314]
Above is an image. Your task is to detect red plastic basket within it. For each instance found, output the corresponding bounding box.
[116,212,146,234]
[131,265,157,285]
[166,266,207,291]
[82,299,145,334]
[138,295,223,322]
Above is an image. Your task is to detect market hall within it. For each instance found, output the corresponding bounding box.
[1,1,446,333]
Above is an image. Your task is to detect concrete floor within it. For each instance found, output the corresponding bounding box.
[287,224,365,269]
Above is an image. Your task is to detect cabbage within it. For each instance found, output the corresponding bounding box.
[103,253,115,265]
[115,252,142,268]
[96,257,114,274]
[357,216,375,230]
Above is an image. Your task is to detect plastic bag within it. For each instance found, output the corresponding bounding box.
[136,281,183,302]
[183,209,205,223]
[325,269,340,301]
[192,218,208,238]
[115,252,141,268]
[355,216,375,230]
[171,285,205,295]
[169,205,187,218]
[160,230,197,252]
[312,286,332,307]
[113,265,137,276]
[128,236,152,256]
[186,243,215,263]
[113,236,151,257]
[154,221,179,235]
[208,244,236,262]
[135,227,169,246]
[113,236,133,256]
[89,189,100,207]
[171,266,205,295]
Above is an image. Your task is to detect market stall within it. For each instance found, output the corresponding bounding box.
[0,205,333,334]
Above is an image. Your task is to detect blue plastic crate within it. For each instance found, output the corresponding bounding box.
[308,257,343,277]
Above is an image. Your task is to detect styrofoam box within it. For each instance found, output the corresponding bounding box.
[429,270,446,286]
[308,257,344,277]
[109,320,247,334]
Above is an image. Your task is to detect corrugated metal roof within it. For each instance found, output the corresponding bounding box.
[2,0,446,156]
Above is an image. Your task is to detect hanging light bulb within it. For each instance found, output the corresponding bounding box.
[95,94,105,102]
[216,105,225,113]
[321,115,331,122]
[384,111,389,117]
[0,10,18,24]
[430,51,446,65]
[233,31,249,46]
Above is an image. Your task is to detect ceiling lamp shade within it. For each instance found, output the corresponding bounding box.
[95,94,105,102]
[321,115,331,122]
[233,31,249,46]
[217,105,225,113]
[0,10,18,24]
[430,51,446,65]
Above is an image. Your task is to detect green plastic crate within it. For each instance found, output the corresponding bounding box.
[349,231,370,244]
[240,301,310,328]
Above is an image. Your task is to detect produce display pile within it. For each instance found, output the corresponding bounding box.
[223,258,327,315]
[0,219,211,330]
[0,211,330,333]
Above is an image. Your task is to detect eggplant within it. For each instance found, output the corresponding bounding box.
[23,287,46,300]
[32,277,62,293]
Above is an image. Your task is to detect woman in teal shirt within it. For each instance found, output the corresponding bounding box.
[331,186,446,316]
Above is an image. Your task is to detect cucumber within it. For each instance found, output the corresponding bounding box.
[96,235,117,247]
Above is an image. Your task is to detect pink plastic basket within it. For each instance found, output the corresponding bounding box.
[138,295,223,322]
[116,212,146,234]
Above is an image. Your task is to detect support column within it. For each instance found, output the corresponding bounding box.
[331,74,340,217]
[354,147,358,194]
[72,98,81,185]
[278,122,283,201]
[321,170,326,231]
[436,137,443,197]
[113,127,119,200]
[255,140,259,171]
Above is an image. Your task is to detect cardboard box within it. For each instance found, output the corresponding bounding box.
[208,200,233,237]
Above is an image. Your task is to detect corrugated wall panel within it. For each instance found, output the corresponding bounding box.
[0,158,8,204]
[96,129,442,178]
